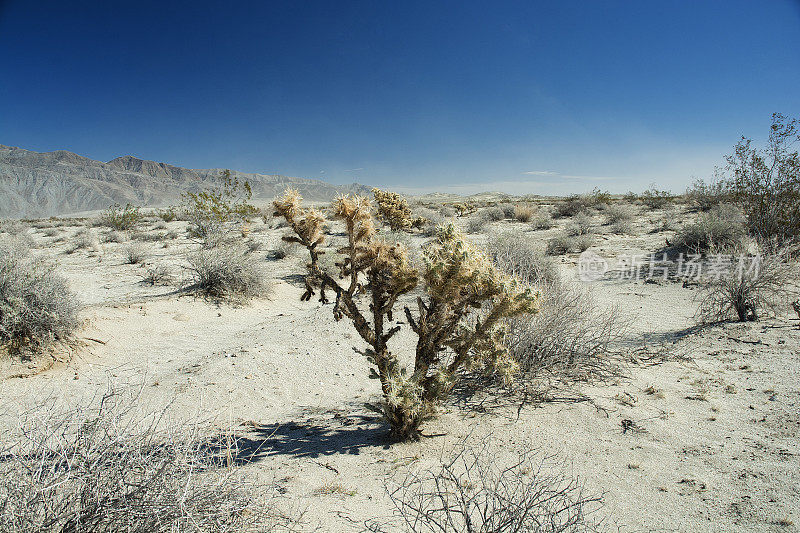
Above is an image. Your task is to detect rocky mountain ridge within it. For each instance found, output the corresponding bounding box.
[0,144,370,218]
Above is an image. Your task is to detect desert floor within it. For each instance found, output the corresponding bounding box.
[1,202,799,532]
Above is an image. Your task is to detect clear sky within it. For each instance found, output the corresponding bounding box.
[1,1,798,195]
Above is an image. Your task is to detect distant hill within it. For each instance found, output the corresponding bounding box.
[0,144,371,218]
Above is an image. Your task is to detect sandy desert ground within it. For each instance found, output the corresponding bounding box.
[1,198,799,532]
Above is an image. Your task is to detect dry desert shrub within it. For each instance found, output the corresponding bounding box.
[101,230,126,243]
[0,220,29,236]
[638,187,673,209]
[697,243,800,323]
[413,206,446,236]
[0,392,290,532]
[686,178,729,212]
[142,264,174,286]
[123,243,148,264]
[671,203,747,254]
[487,230,559,286]
[465,215,489,234]
[566,212,592,236]
[370,439,600,533]
[531,210,555,230]
[604,204,634,225]
[488,232,624,380]
[482,206,506,222]
[186,244,268,299]
[545,234,573,256]
[0,237,80,351]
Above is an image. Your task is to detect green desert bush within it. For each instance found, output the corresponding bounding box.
[183,170,257,246]
[0,392,286,532]
[672,203,747,254]
[0,237,80,350]
[373,439,600,533]
[723,113,800,245]
[686,178,729,212]
[99,203,142,230]
[639,187,673,209]
[186,244,268,299]
[275,189,537,441]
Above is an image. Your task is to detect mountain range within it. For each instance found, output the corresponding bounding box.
[0,144,370,218]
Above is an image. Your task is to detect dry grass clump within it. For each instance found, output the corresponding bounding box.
[698,243,800,323]
[371,439,600,533]
[0,237,80,351]
[123,243,148,264]
[186,244,269,300]
[514,203,535,222]
[672,203,747,254]
[0,392,288,532]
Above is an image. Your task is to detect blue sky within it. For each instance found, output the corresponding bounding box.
[1,1,798,195]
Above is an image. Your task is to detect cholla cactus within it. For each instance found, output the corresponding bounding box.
[452,202,476,217]
[372,188,426,231]
[273,189,326,301]
[275,190,538,441]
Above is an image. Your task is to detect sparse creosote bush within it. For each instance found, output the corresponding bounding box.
[183,170,258,246]
[99,203,142,230]
[0,237,80,351]
[372,188,426,231]
[724,113,800,245]
[274,189,538,441]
